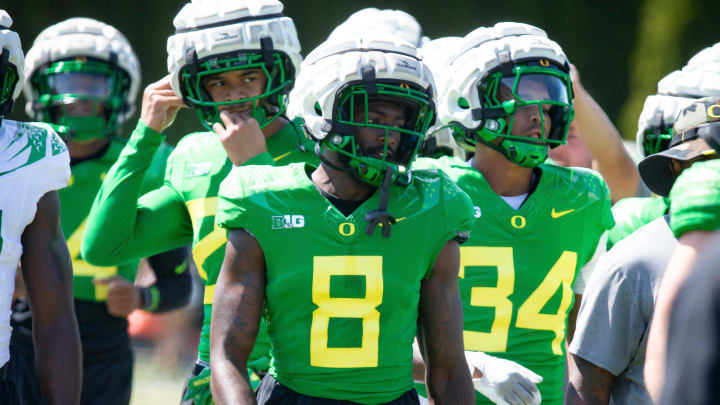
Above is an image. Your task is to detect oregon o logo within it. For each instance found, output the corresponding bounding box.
[539,59,550,67]
[708,104,720,119]
[339,222,355,236]
[399,83,410,89]
[511,215,526,229]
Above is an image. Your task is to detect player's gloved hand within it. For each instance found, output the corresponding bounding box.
[93,276,141,317]
[213,110,268,166]
[465,351,542,405]
[183,366,213,405]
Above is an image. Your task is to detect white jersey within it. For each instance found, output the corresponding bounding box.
[0,119,70,367]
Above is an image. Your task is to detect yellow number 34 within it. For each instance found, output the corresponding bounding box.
[460,246,576,356]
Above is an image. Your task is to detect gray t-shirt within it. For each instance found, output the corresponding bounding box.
[569,216,676,405]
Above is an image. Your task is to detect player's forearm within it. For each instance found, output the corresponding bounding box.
[421,241,474,404]
[142,247,192,312]
[426,364,474,405]
[211,359,257,405]
[34,313,82,405]
[565,353,613,405]
[573,84,638,200]
[211,229,267,404]
[23,205,82,405]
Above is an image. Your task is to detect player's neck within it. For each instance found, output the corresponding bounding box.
[311,160,376,202]
[472,144,534,197]
[262,116,289,140]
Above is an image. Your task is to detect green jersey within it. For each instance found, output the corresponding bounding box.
[606,197,670,250]
[81,119,318,367]
[216,163,474,404]
[65,138,172,302]
[414,157,614,405]
[670,159,720,237]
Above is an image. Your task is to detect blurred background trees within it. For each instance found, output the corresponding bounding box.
[3,0,715,144]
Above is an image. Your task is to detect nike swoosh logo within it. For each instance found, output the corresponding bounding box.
[273,151,292,162]
[551,208,575,218]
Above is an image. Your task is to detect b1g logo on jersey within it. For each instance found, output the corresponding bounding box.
[271,215,305,229]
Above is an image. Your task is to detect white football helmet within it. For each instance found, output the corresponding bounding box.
[288,34,435,187]
[433,22,574,168]
[328,8,428,47]
[636,65,720,157]
[22,18,140,141]
[0,10,24,117]
[684,43,720,73]
[167,0,302,129]
[419,36,466,158]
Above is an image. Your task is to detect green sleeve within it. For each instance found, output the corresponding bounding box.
[670,160,720,238]
[216,165,250,230]
[424,170,475,279]
[243,151,274,166]
[82,121,194,266]
[140,141,175,194]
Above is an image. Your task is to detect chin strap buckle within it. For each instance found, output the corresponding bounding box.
[365,166,396,238]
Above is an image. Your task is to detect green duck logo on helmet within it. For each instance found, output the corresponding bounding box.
[167,0,302,130]
[23,18,140,143]
[0,10,25,120]
[430,23,574,168]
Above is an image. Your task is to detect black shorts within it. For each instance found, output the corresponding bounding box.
[0,362,21,405]
[256,374,420,405]
[6,344,133,405]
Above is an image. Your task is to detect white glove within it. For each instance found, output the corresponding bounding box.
[465,351,543,405]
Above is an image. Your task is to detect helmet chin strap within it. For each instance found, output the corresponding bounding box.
[476,135,516,161]
[365,166,396,238]
[315,142,351,174]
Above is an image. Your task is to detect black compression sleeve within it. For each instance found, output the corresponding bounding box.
[142,246,192,313]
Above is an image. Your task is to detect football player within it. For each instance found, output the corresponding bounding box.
[414,23,614,405]
[211,34,474,404]
[7,18,192,405]
[607,60,720,249]
[644,97,720,401]
[80,1,317,403]
[0,10,81,404]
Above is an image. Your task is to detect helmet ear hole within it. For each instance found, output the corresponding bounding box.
[314,101,322,115]
[458,97,470,109]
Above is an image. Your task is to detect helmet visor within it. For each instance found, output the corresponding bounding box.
[486,66,573,146]
[48,72,111,98]
[499,73,569,105]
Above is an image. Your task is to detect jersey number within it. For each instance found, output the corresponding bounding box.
[66,217,118,300]
[459,246,576,355]
[186,197,227,304]
[310,256,383,368]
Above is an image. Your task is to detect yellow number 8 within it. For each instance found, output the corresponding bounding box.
[310,256,383,368]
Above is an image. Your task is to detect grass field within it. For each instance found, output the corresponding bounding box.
[130,344,195,405]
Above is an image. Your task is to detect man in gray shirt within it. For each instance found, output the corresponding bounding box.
[564,216,676,405]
